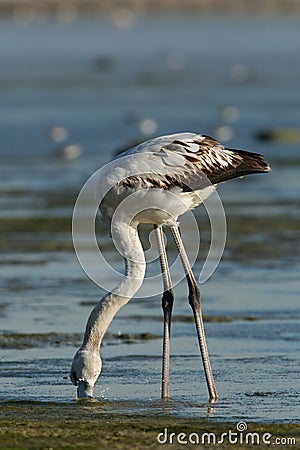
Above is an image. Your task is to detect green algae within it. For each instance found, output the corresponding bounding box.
[0,315,264,350]
[0,332,160,350]
[0,401,298,450]
[173,315,259,323]
[121,314,263,324]
[1,210,299,262]
[0,217,71,234]
[0,333,83,350]
[0,210,299,272]
[114,332,161,344]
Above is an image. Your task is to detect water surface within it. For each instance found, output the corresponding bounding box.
[0,16,299,423]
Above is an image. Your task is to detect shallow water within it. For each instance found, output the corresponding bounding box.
[0,15,299,423]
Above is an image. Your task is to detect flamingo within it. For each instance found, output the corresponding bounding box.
[70,132,270,402]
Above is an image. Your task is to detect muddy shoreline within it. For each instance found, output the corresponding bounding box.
[0,401,299,449]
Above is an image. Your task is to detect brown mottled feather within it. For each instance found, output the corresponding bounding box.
[121,135,270,192]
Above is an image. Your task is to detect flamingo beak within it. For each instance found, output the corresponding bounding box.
[77,380,94,399]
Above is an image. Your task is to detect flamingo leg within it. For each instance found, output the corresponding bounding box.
[154,225,174,400]
[170,225,218,403]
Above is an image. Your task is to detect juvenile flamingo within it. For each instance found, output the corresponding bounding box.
[70,132,270,402]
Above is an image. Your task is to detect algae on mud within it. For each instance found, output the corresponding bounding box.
[1,209,299,266]
[0,315,265,349]
[0,331,161,350]
[0,401,299,450]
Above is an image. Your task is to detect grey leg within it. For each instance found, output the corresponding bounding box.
[170,225,218,403]
[154,225,174,400]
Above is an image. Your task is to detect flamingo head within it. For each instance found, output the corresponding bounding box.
[70,348,101,398]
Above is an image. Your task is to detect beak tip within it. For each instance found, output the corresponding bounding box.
[76,380,94,399]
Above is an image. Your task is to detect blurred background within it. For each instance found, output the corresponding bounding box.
[0,1,299,421]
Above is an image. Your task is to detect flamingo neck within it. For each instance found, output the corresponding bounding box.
[82,222,145,351]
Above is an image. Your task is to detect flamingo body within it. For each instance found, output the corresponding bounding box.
[71,132,270,400]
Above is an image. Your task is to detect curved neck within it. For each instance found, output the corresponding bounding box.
[82,222,145,350]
